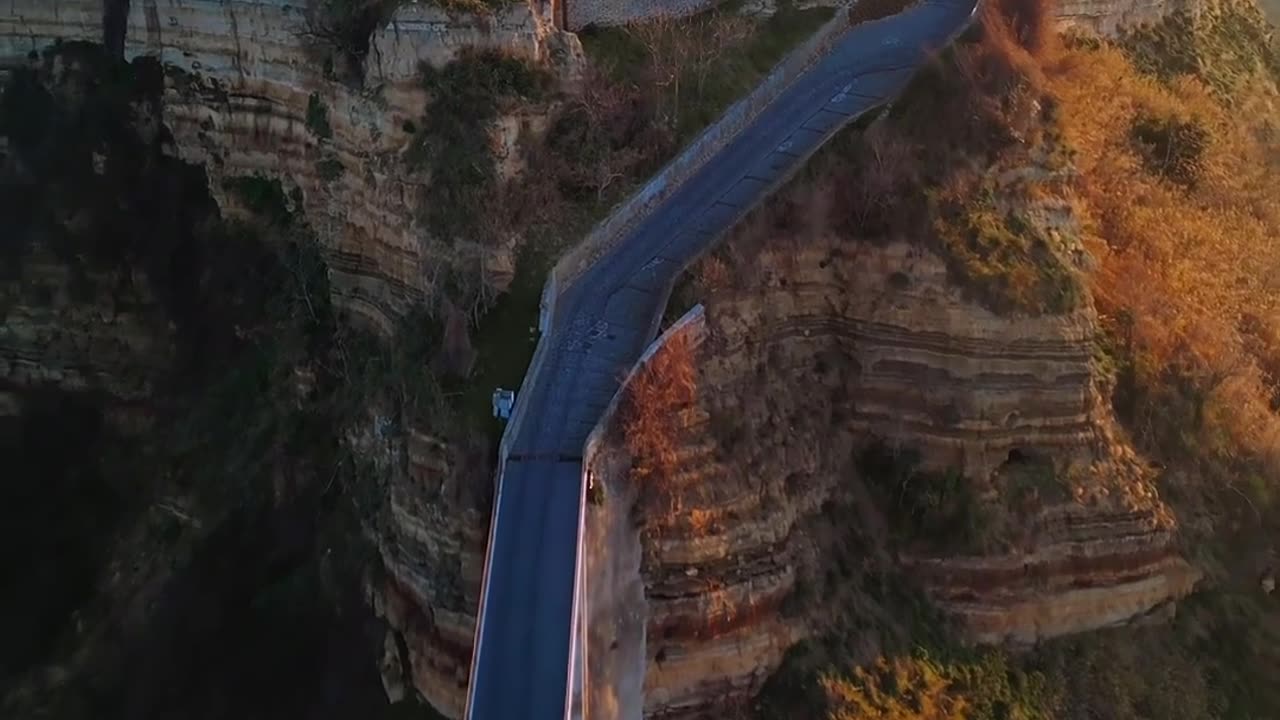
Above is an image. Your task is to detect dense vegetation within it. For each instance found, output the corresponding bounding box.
[857,443,996,554]
[580,0,835,142]
[406,50,552,244]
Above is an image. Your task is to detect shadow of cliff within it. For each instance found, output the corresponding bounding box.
[0,40,421,720]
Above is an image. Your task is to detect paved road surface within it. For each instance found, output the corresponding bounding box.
[466,1,981,717]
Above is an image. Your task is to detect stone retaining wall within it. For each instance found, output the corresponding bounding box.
[566,0,721,31]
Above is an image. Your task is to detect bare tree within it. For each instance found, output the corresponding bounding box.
[628,14,696,129]
[692,14,751,101]
[629,12,752,131]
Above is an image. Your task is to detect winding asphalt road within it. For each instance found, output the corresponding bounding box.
[465,0,981,717]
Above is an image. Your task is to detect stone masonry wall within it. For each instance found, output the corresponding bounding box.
[566,0,718,31]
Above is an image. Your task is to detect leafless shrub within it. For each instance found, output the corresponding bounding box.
[619,332,698,484]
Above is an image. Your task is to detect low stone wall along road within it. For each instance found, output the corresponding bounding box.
[465,1,984,718]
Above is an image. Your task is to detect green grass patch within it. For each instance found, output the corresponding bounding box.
[448,243,550,439]
[449,196,616,438]
[679,3,835,139]
[933,187,1082,316]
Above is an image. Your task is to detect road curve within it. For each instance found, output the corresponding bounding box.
[466,1,981,717]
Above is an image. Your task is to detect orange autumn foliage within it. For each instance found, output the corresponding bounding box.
[619,332,698,482]
[1042,31,1280,469]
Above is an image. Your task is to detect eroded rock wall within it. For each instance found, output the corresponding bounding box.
[348,421,490,718]
[1056,0,1200,33]
[0,245,174,411]
[597,234,1196,717]
[565,0,717,32]
[0,0,581,335]
[905,504,1198,644]
[1,8,577,709]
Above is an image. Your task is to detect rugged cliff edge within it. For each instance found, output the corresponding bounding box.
[348,420,491,718]
[592,234,1198,717]
[1056,0,1199,32]
[586,1,1218,712]
[0,3,580,716]
[0,0,582,334]
[0,43,409,718]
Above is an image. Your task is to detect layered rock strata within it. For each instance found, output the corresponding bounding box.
[3,6,577,713]
[905,504,1198,644]
[0,0,582,335]
[350,423,490,718]
[0,2,1209,719]
[0,246,174,411]
[596,234,1196,717]
[1056,0,1201,33]
[1,35,497,716]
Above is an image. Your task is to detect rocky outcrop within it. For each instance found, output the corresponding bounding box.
[0,2,1209,718]
[905,504,1199,644]
[2,7,575,710]
[703,238,1103,483]
[0,0,582,335]
[343,412,492,717]
[0,246,174,411]
[594,231,1196,717]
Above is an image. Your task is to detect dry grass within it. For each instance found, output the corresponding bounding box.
[618,332,698,486]
[752,1,1280,717]
[1042,9,1280,477]
[825,656,968,719]
[537,64,674,204]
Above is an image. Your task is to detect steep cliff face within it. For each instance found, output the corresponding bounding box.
[0,1,1220,718]
[0,46,405,719]
[345,418,491,718]
[0,0,582,335]
[593,232,1197,717]
[0,244,174,410]
[2,7,580,714]
[584,1,1235,712]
